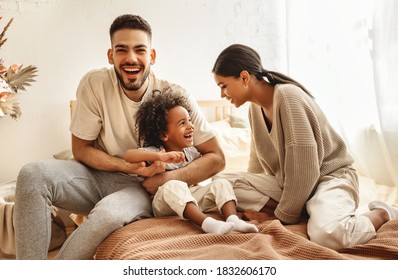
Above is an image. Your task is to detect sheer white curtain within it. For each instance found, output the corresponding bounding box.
[282,0,398,186]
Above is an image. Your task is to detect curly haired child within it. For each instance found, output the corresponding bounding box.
[124,88,258,234]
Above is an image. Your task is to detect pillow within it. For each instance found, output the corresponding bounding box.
[215,127,251,157]
[53,149,74,160]
[228,114,249,128]
[209,119,231,130]
[0,180,16,203]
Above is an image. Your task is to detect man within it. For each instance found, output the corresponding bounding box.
[14,14,225,260]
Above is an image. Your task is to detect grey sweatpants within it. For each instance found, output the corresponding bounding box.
[14,159,152,260]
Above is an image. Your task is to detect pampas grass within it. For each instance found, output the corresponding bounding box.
[0,16,38,120]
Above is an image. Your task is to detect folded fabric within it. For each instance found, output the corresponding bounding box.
[0,181,67,258]
[0,200,15,256]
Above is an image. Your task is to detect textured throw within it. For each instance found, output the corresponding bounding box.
[95,211,398,260]
[0,201,15,257]
[0,181,16,257]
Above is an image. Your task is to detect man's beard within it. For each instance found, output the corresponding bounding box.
[115,66,150,91]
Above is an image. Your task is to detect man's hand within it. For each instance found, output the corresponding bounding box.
[142,171,170,195]
[126,161,146,173]
[132,160,166,178]
[142,137,225,196]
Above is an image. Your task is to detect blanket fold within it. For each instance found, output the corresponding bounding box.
[96,212,398,260]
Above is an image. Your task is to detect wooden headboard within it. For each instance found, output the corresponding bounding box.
[196,100,234,122]
[70,99,233,122]
[70,100,76,119]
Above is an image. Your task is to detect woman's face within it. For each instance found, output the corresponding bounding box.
[213,74,247,108]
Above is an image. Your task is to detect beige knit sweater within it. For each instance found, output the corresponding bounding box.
[248,84,358,224]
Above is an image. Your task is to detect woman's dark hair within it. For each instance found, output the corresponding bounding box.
[212,44,313,97]
[110,14,152,42]
[136,88,191,147]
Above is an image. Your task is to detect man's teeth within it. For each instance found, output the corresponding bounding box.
[124,68,140,73]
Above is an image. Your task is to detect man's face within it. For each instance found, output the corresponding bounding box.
[107,29,155,92]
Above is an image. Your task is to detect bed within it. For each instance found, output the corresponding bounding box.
[92,100,398,260]
[1,100,396,260]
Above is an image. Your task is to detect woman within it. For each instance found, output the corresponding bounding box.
[211,43,398,250]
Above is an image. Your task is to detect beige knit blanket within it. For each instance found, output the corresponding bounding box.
[96,211,398,260]
[0,181,16,257]
[0,201,15,257]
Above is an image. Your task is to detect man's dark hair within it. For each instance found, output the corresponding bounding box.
[109,14,152,41]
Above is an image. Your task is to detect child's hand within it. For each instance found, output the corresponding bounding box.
[159,151,185,163]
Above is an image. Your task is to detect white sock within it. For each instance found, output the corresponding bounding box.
[226,214,259,233]
[369,200,398,220]
[201,217,234,234]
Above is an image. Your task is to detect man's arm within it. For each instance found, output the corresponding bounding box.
[142,136,225,195]
[71,135,163,176]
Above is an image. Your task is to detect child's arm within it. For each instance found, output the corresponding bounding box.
[124,149,185,164]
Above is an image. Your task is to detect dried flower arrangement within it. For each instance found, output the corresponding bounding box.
[0,16,38,120]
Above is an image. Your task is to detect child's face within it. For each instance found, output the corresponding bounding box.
[162,106,194,151]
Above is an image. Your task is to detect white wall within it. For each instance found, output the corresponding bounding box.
[0,0,284,183]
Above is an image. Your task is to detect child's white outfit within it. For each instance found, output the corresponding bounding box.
[142,146,237,219]
[153,179,237,218]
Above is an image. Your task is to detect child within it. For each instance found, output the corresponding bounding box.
[124,88,258,234]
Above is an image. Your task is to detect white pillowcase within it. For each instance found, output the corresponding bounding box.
[209,120,251,173]
[53,149,74,160]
